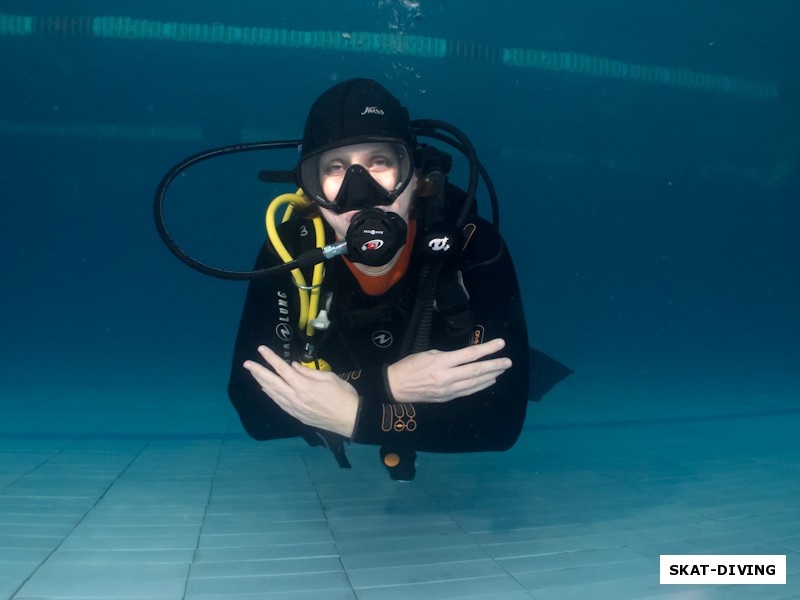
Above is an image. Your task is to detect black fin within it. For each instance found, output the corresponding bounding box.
[529,347,573,402]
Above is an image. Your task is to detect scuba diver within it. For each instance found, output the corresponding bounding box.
[155,78,571,480]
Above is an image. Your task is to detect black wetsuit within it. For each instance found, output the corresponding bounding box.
[228,196,530,466]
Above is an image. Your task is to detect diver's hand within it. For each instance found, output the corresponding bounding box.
[244,345,359,438]
[386,338,512,404]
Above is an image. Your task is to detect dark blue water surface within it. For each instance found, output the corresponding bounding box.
[2,1,798,406]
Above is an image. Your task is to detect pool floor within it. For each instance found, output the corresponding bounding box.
[1,375,798,599]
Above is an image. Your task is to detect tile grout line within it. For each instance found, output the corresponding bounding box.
[296,441,359,599]
[0,450,61,494]
[181,437,226,600]
[8,439,152,600]
[423,463,549,597]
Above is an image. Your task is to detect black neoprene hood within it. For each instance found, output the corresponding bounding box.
[299,78,416,160]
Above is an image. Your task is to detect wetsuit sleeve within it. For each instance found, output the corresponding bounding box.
[350,220,530,453]
[227,243,308,441]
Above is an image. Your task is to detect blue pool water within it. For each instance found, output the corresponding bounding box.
[1,2,798,598]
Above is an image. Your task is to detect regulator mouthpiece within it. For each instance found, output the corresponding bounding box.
[344,209,408,267]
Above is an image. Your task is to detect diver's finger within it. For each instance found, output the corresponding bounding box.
[450,356,512,382]
[256,345,302,383]
[441,338,506,367]
[243,360,294,398]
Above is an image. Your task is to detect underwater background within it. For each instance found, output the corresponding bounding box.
[2,1,798,399]
[1,1,799,598]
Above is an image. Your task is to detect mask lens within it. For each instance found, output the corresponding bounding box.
[299,141,413,211]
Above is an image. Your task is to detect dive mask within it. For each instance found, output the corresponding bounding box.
[297,140,415,214]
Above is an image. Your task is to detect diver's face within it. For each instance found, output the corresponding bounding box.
[317,143,416,239]
[318,142,402,202]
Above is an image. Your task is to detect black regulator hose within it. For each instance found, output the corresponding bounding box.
[401,119,482,355]
[153,140,303,280]
[400,120,503,356]
[417,128,499,230]
[405,165,450,355]
[411,119,482,228]
[154,121,495,285]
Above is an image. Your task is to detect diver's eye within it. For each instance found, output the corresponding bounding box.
[323,161,346,176]
[369,155,395,171]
